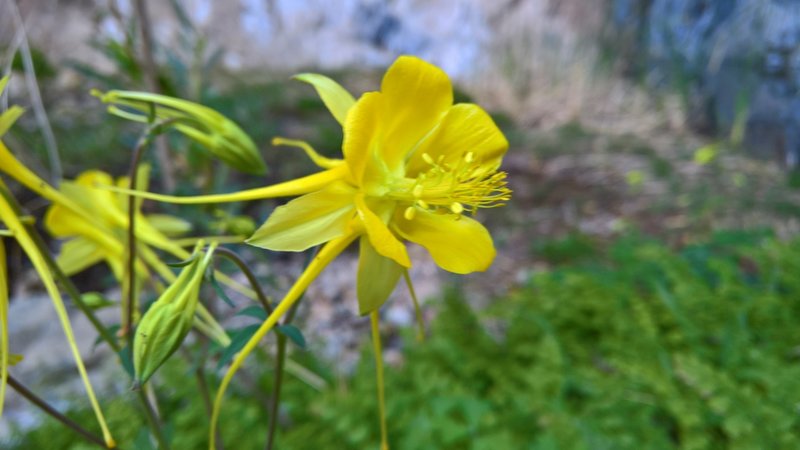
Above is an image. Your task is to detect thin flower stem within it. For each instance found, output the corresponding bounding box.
[264,333,286,450]
[137,388,170,450]
[7,374,108,448]
[124,120,178,450]
[123,118,177,339]
[264,249,316,449]
[210,231,359,450]
[133,0,175,191]
[214,247,274,314]
[370,311,389,450]
[181,345,225,450]
[123,130,149,338]
[402,270,425,342]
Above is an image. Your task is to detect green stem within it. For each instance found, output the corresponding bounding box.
[137,388,169,450]
[124,120,177,450]
[371,311,389,450]
[265,248,317,450]
[265,334,286,450]
[8,374,107,448]
[214,247,273,314]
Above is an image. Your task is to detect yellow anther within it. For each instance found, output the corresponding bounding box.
[416,199,429,209]
[450,202,464,214]
[465,152,475,163]
[412,184,424,198]
[404,206,416,220]
[422,153,434,165]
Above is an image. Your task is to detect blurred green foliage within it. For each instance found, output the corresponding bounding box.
[7,229,800,449]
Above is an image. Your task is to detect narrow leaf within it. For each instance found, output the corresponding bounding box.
[277,324,307,350]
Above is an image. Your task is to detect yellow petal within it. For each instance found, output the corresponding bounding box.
[103,165,350,204]
[272,137,344,170]
[393,209,495,274]
[405,103,508,176]
[293,73,356,126]
[66,171,127,227]
[56,237,105,276]
[342,92,382,184]
[357,237,403,315]
[44,201,80,238]
[247,182,356,252]
[377,55,453,173]
[355,194,410,267]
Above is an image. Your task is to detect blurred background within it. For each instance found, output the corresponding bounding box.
[4,0,800,448]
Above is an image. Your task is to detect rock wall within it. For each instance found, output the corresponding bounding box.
[613,0,800,165]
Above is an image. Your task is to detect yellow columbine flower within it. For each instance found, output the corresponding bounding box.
[114,56,510,448]
[116,55,510,314]
[44,167,191,280]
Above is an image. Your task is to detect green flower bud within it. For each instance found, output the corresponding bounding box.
[93,90,267,175]
[133,242,217,386]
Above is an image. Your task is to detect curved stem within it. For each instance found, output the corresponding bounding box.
[214,247,273,314]
[402,270,425,342]
[209,231,358,450]
[8,375,107,448]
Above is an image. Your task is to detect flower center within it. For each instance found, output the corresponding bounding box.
[389,151,511,220]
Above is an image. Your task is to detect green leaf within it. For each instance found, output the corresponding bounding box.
[237,305,267,321]
[209,270,235,307]
[118,345,134,379]
[276,324,307,350]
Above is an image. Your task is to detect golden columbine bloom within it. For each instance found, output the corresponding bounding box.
[112,56,510,449]
[44,166,192,280]
[117,55,510,314]
[0,77,115,447]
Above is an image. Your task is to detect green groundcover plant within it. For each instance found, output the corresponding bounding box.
[8,229,800,449]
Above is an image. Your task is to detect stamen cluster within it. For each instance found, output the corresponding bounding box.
[393,151,511,220]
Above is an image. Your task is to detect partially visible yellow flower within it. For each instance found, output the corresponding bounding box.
[44,166,191,279]
[0,106,237,346]
[93,90,267,175]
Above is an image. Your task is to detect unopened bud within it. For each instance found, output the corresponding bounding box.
[133,242,217,386]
